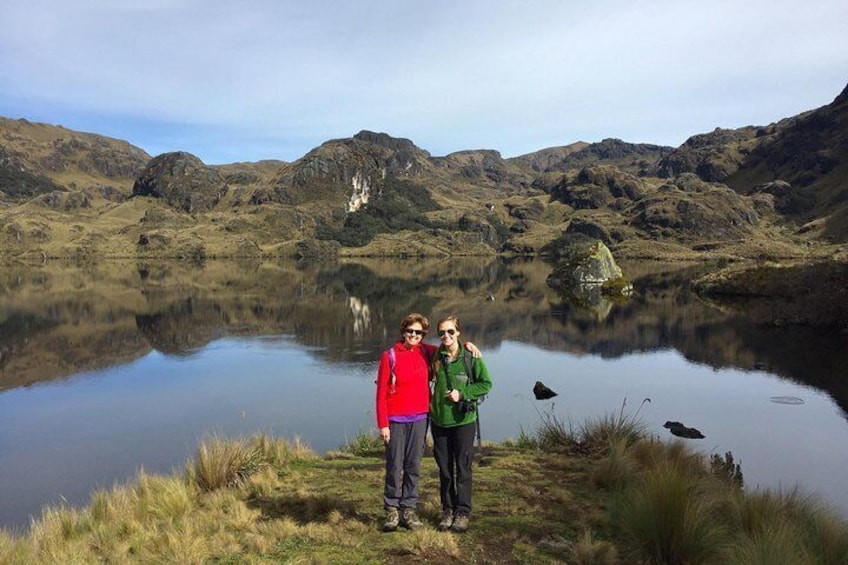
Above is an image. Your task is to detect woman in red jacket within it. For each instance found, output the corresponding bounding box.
[375,313,478,532]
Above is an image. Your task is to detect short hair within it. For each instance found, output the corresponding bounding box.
[400,313,429,335]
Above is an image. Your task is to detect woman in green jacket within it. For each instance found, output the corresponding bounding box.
[430,315,493,533]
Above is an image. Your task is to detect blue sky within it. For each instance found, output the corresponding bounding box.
[1,0,846,164]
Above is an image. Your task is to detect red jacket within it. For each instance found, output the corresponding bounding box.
[375,341,435,428]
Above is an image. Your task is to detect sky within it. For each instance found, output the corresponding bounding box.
[1,0,847,165]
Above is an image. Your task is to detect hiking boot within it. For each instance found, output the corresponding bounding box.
[400,507,423,530]
[437,508,454,531]
[450,512,470,533]
[383,507,400,532]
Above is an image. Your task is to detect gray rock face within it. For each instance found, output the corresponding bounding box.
[132,152,227,213]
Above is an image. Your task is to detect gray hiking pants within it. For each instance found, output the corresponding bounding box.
[383,418,427,509]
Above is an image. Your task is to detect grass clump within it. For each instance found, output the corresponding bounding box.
[339,430,385,457]
[186,434,313,492]
[568,530,619,565]
[534,397,650,455]
[188,436,265,492]
[611,465,730,564]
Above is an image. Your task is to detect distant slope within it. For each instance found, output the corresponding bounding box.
[725,84,848,240]
[508,142,590,171]
[0,117,151,199]
[512,138,673,176]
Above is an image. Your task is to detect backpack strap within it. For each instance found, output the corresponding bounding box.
[385,345,429,391]
[462,349,475,384]
[387,347,397,391]
[460,348,482,447]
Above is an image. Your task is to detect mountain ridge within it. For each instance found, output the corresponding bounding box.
[1,82,847,260]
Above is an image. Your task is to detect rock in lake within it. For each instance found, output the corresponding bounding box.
[546,239,632,298]
[663,421,705,439]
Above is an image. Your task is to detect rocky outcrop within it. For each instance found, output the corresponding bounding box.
[509,142,590,172]
[725,84,848,239]
[132,152,228,213]
[538,138,673,176]
[271,130,432,210]
[627,174,758,239]
[434,149,528,186]
[0,145,65,201]
[657,127,762,181]
[565,218,618,245]
[550,165,646,209]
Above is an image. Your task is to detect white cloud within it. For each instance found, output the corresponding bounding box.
[1,0,846,163]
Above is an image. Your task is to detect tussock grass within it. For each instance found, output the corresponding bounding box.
[188,435,266,492]
[397,528,461,560]
[0,530,31,564]
[187,434,312,493]
[579,398,650,451]
[726,521,816,565]
[725,488,848,565]
[568,530,619,565]
[339,430,385,457]
[592,423,848,565]
[136,471,196,521]
[612,465,731,564]
[627,436,708,478]
[534,411,579,450]
[590,437,640,489]
[534,398,650,455]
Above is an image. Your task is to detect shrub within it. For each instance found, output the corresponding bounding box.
[709,451,744,487]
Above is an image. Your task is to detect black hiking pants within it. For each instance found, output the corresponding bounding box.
[431,421,476,515]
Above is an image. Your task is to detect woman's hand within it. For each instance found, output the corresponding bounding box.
[380,426,391,444]
[464,341,482,358]
[447,389,461,403]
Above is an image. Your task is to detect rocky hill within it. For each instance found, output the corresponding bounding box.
[1,82,847,261]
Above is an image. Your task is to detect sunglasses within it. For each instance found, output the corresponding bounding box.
[404,329,426,336]
[437,328,457,337]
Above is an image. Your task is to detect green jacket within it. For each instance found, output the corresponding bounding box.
[429,343,493,428]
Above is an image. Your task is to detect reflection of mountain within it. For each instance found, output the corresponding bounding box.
[1,259,845,418]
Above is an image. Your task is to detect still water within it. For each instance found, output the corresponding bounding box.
[1,258,846,531]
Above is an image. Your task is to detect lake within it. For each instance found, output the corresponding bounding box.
[1,257,846,531]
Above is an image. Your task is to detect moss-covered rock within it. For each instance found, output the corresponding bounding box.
[546,239,632,298]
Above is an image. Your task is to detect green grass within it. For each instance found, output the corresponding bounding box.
[2,416,846,564]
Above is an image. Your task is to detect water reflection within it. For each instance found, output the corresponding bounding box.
[0,257,846,530]
[1,256,846,419]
